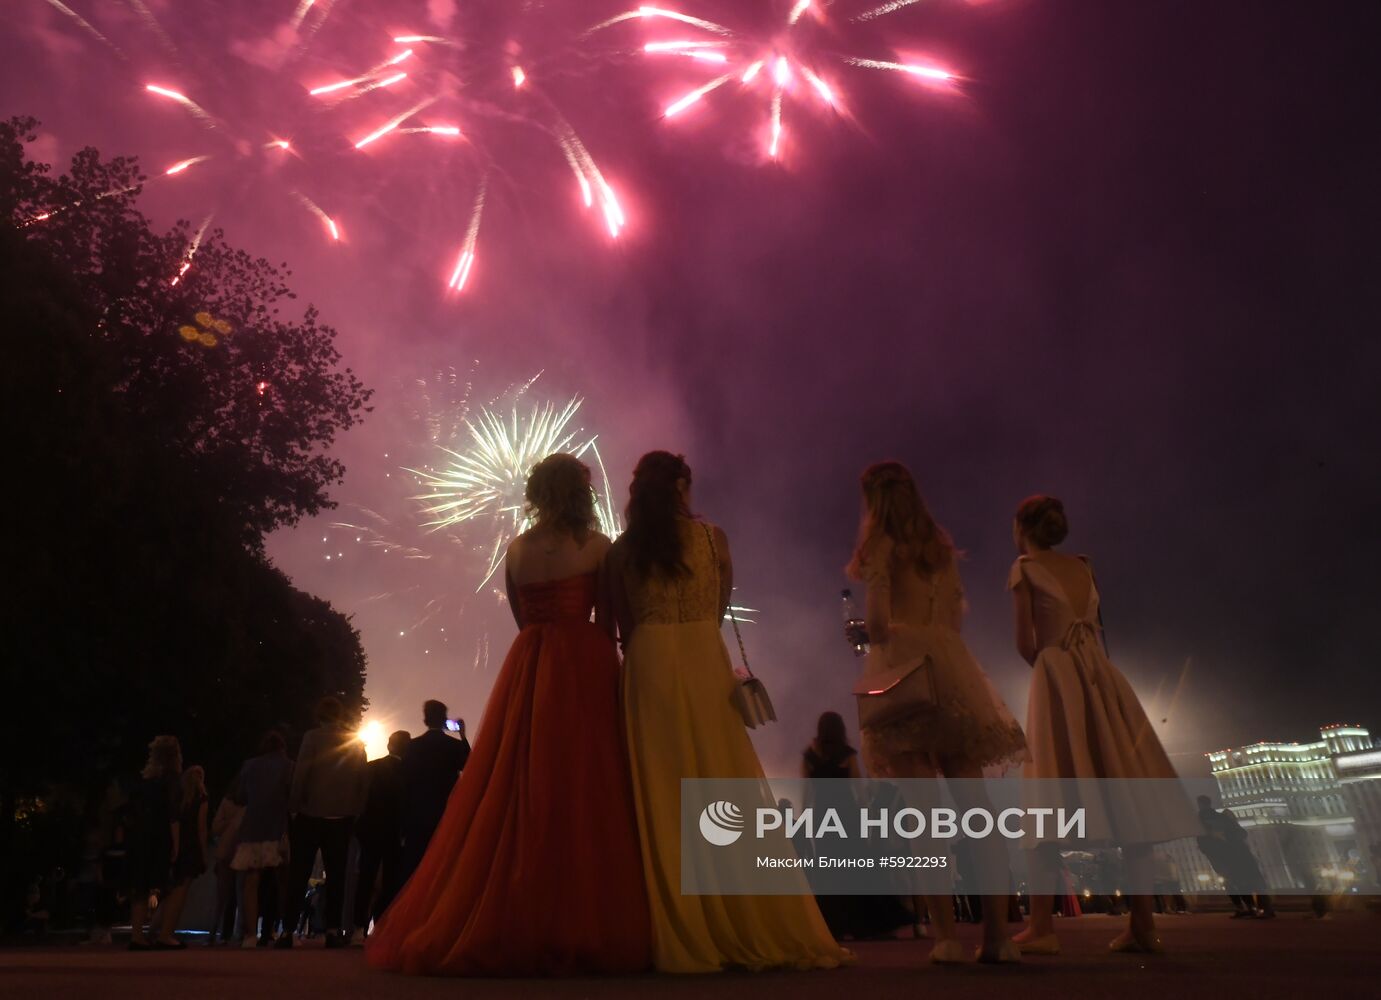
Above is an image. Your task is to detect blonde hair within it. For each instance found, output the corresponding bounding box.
[525,453,598,543]
[847,461,956,579]
[141,735,183,780]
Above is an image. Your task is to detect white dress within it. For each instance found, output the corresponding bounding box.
[1010,555,1197,844]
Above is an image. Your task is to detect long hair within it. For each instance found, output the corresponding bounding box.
[846,461,956,579]
[141,735,183,780]
[622,451,692,578]
[815,711,849,758]
[525,453,598,543]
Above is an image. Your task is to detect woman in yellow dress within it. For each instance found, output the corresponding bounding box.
[608,451,850,974]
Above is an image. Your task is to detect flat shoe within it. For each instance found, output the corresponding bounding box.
[930,939,971,965]
[1109,931,1164,954]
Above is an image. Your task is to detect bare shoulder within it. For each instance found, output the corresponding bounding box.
[504,533,526,569]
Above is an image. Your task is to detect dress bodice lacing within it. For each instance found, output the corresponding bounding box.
[516,572,598,625]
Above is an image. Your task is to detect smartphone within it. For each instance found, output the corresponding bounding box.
[445,718,465,736]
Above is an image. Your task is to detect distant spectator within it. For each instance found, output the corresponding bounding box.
[282,697,368,949]
[1196,795,1274,918]
[233,730,294,948]
[398,701,470,887]
[152,765,208,944]
[208,775,245,946]
[350,730,411,944]
[127,735,182,950]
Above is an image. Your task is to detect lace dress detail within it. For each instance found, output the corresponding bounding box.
[623,520,721,625]
[858,538,1026,776]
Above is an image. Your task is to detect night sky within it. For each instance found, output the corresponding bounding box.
[8,0,1380,776]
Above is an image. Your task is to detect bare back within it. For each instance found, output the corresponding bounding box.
[1022,550,1092,614]
[506,527,610,587]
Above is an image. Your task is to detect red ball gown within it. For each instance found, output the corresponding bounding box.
[366,572,652,975]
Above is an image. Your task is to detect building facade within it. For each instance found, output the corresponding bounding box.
[1206,724,1378,891]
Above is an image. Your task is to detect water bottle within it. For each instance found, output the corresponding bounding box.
[842,588,868,656]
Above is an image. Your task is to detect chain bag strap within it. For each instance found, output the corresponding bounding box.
[703,522,776,728]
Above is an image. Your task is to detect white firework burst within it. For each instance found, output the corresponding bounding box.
[409,397,620,590]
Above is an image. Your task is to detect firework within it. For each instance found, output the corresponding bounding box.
[409,397,620,590]
[593,2,959,162]
[329,26,629,294]
[29,2,630,297]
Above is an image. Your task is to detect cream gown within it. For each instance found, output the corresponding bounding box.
[1010,555,1198,844]
[621,519,850,974]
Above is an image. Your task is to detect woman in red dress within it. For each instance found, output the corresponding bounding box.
[366,454,651,976]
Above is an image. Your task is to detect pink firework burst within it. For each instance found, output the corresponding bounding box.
[590,2,961,162]
[30,1,630,298]
[308,6,630,297]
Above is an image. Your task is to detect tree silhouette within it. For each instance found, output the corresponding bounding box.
[1,116,371,927]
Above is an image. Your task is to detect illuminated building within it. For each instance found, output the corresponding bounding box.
[1206,724,1378,890]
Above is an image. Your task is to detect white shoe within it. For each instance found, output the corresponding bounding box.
[930,938,971,964]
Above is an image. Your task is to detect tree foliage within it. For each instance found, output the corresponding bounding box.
[1,116,372,922]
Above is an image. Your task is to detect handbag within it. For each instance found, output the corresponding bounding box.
[704,524,777,729]
[851,572,939,731]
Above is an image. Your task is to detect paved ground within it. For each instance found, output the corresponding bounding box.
[2,913,1378,1000]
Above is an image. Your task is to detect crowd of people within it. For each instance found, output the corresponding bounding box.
[356,451,1200,975]
[102,697,470,950]
[96,450,1282,974]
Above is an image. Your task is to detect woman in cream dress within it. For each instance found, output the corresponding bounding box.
[609,451,850,974]
[847,462,1026,964]
[1009,495,1197,955]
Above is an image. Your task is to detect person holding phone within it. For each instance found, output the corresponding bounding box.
[397,700,470,889]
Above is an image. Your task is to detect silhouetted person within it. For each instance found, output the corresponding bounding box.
[1196,795,1274,917]
[399,700,470,886]
[281,697,368,948]
[351,729,411,943]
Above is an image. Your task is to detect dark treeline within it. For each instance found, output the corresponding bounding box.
[1,116,372,930]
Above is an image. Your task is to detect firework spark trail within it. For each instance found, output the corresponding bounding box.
[787,0,814,27]
[309,48,414,99]
[853,0,927,23]
[164,154,210,175]
[124,0,176,56]
[144,83,218,128]
[294,192,340,240]
[353,97,438,149]
[586,6,733,37]
[288,0,316,30]
[664,72,734,117]
[170,213,213,286]
[43,0,123,57]
[448,179,487,292]
[845,57,954,82]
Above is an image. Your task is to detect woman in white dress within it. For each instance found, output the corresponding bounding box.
[846,462,1026,964]
[1008,495,1197,955]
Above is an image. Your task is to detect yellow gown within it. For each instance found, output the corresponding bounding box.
[620,519,850,974]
